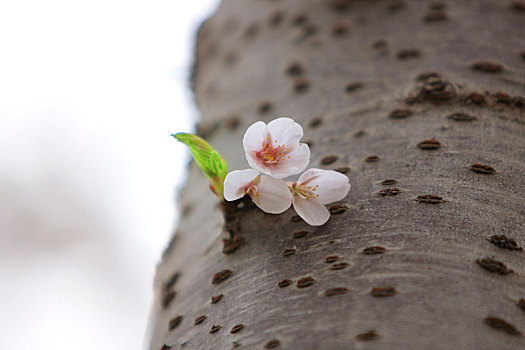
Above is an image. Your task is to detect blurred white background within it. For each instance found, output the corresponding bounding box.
[0,0,218,349]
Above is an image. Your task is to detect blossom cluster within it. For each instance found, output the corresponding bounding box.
[224,117,350,226]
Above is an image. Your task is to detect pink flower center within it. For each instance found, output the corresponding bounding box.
[245,183,259,198]
[255,134,290,166]
[244,176,261,198]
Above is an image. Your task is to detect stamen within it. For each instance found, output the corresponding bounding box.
[245,176,261,198]
[246,184,259,198]
[293,183,320,202]
[256,135,290,166]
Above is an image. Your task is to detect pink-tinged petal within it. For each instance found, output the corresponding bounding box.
[252,175,292,214]
[297,168,324,184]
[243,121,268,174]
[293,196,330,226]
[245,152,266,176]
[266,117,303,146]
[223,169,259,201]
[243,121,266,154]
[281,143,310,175]
[298,168,350,205]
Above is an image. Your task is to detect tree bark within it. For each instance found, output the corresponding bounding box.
[149,1,525,349]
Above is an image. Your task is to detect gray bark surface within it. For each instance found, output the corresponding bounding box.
[149,1,525,349]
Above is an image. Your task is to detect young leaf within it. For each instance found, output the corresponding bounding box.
[172,133,228,199]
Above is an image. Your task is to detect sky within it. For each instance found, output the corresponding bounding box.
[0,0,219,349]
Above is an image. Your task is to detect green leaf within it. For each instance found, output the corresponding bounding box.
[210,150,228,179]
[172,133,228,199]
[209,150,228,199]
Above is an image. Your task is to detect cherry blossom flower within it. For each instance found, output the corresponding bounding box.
[290,168,351,226]
[224,169,292,214]
[224,118,350,226]
[243,117,310,179]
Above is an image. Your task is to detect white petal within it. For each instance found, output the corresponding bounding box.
[293,196,330,226]
[245,153,266,176]
[266,117,303,147]
[297,168,324,184]
[298,168,350,205]
[243,121,266,154]
[252,175,292,214]
[243,121,268,174]
[223,169,259,201]
[281,143,310,175]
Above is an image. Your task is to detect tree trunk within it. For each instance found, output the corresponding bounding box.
[149,1,525,349]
